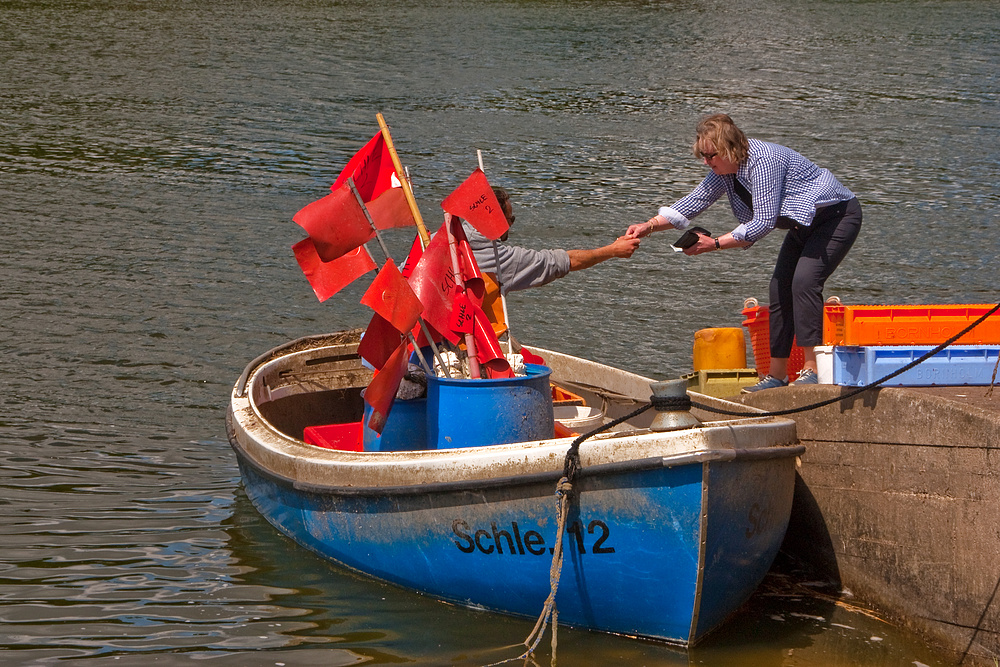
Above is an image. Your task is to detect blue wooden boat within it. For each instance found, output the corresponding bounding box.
[226,330,802,646]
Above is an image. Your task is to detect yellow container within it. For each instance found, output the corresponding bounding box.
[683,369,759,398]
[692,328,747,371]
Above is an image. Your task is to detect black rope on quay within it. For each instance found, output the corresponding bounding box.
[691,301,1000,419]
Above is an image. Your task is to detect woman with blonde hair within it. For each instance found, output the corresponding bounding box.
[627,114,862,391]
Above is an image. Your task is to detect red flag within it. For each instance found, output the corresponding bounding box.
[293,187,375,262]
[449,291,475,334]
[332,132,396,201]
[410,320,445,349]
[400,235,424,279]
[331,132,415,230]
[358,312,404,370]
[366,187,415,230]
[364,341,410,434]
[406,226,461,345]
[471,302,513,378]
[405,217,491,344]
[441,168,510,240]
[452,219,485,305]
[292,238,377,302]
[521,348,546,366]
[361,262,424,334]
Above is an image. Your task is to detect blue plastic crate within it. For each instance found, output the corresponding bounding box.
[833,345,1000,386]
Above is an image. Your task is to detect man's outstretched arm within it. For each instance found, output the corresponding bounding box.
[567,236,641,271]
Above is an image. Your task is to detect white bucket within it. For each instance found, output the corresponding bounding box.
[816,345,834,384]
[553,405,605,432]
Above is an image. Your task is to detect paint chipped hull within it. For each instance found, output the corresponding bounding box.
[227,331,802,646]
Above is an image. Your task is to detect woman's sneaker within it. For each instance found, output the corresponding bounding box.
[741,375,788,393]
[792,368,819,385]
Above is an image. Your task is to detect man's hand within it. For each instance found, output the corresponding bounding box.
[610,236,641,258]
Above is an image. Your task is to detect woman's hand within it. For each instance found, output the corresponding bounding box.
[626,216,661,239]
[684,233,718,256]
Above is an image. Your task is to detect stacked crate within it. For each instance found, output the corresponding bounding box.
[741,300,1000,387]
[822,304,1000,386]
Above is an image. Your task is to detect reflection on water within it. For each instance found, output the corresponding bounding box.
[1,0,995,664]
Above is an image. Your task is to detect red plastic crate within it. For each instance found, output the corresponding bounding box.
[823,304,1000,346]
[741,303,804,379]
[303,422,363,451]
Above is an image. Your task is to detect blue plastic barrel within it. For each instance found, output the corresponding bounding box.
[362,397,428,452]
[426,364,554,449]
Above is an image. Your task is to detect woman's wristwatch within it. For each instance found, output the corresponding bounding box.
[714,237,721,250]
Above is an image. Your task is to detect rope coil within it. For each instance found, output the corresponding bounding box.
[649,394,691,411]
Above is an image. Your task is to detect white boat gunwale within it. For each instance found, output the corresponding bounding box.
[228,332,801,491]
[228,428,805,497]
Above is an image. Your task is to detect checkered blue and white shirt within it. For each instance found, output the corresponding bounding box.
[658,138,855,243]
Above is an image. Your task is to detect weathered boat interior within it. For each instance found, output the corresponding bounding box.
[237,329,662,445]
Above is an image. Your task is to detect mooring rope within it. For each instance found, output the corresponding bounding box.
[491,301,1000,667]
[485,404,653,667]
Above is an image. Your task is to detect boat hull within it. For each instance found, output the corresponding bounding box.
[232,438,798,645]
[227,333,802,646]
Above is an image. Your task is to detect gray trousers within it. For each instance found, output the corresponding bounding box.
[768,197,863,356]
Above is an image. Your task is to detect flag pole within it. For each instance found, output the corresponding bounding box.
[377,113,431,248]
[477,150,513,356]
[347,178,449,379]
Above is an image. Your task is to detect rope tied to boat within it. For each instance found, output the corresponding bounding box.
[484,478,573,667]
[649,393,691,412]
[488,403,653,667]
[562,401,654,485]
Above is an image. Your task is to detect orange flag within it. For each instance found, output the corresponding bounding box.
[441,168,510,241]
[293,187,375,262]
[361,262,424,335]
[364,341,410,434]
[332,132,414,230]
[292,239,377,302]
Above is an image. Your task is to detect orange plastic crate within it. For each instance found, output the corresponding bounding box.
[741,304,804,379]
[823,304,1000,346]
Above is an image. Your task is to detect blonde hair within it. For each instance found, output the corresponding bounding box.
[692,114,749,164]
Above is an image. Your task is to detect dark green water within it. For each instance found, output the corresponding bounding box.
[1,0,997,664]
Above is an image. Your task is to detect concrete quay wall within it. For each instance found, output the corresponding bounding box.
[740,385,1000,666]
